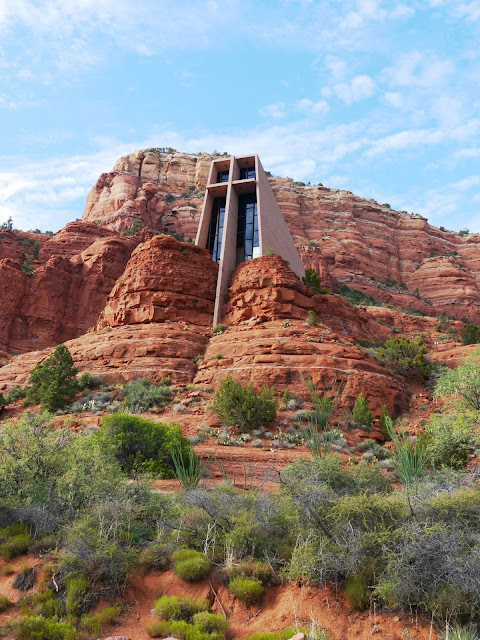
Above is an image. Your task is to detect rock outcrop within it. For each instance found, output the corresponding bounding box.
[194,256,408,417]
[97,234,218,328]
[0,223,138,353]
[81,149,480,323]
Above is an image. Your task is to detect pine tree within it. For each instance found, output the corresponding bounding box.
[26,344,78,411]
[352,393,373,430]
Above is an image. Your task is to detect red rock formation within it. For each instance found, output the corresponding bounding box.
[82,149,480,322]
[195,256,408,417]
[0,225,138,353]
[97,235,218,328]
[0,322,209,391]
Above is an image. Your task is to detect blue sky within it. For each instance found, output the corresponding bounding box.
[0,0,479,232]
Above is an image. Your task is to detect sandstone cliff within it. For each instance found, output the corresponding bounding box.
[81,149,480,323]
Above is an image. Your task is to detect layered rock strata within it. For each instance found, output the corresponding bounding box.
[82,149,480,322]
[97,235,218,328]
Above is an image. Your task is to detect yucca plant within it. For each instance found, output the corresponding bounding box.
[170,446,212,490]
[384,416,430,486]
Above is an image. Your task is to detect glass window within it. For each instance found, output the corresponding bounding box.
[216,170,229,183]
[207,197,226,263]
[236,192,258,264]
[240,166,255,180]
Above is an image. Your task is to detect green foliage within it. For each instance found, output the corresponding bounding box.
[376,336,431,379]
[224,558,276,585]
[302,268,329,294]
[425,411,477,469]
[192,612,228,634]
[384,417,429,486]
[125,218,142,235]
[65,576,88,616]
[77,372,101,391]
[121,377,173,412]
[21,253,35,276]
[98,413,192,477]
[228,576,264,604]
[5,386,26,404]
[339,284,380,307]
[302,377,342,457]
[440,626,480,640]
[434,355,480,410]
[26,345,78,411]
[352,393,373,430]
[173,549,210,581]
[213,323,228,335]
[10,616,77,640]
[154,595,210,622]
[306,310,318,326]
[378,404,391,439]
[461,324,480,345]
[0,391,5,412]
[0,532,32,559]
[344,574,370,610]
[265,247,275,255]
[210,376,277,432]
[0,596,11,612]
[171,446,211,490]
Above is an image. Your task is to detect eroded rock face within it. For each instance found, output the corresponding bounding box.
[97,235,218,328]
[82,149,480,322]
[195,256,408,417]
[0,322,209,391]
[0,223,138,353]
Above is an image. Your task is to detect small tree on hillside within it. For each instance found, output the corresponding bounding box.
[301,268,329,294]
[211,376,277,432]
[352,393,373,430]
[26,344,78,411]
[434,354,480,411]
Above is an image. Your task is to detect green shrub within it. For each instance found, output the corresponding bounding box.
[378,404,390,439]
[153,595,209,622]
[376,336,431,379]
[173,549,210,581]
[31,590,63,618]
[80,613,101,635]
[5,387,27,403]
[434,356,480,411]
[12,616,77,640]
[98,413,192,477]
[192,611,228,634]
[461,324,480,345]
[140,541,174,572]
[121,377,173,412]
[224,557,276,585]
[211,376,277,432]
[0,392,5,412]
[0,533,32,559]
[26,344,79,411]
[425,411,476,469]
[98,604,122,625]
[440,626,480,640]
[0,596,11,612]
[352,394,373,430]
[302,268,329,294]
[306,310,318,326]
[65,576,88,616]
[344,573,370,610]
[213,323,229,335]
[228,576,264,604]
[77,372,101,391]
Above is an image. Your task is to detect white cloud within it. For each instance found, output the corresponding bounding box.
[330,74,375,104]
[259,103,287,120]
[383,51,455,89]
[296,98,329,115]
[383,92,404,108]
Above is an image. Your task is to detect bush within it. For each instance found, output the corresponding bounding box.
[26,345,78,411]
[192,612,228,634]
[352,393,373,430]
[121,377,173,412]
[307,310,318,326]
[0,596,11,612]
[302,268,329,294]
[10,616,77,640]
[153,595,210,622]
[13,567,36,591]
[425,411,476,470]
[376,336,431,379]
[434,356,480,411]
[344,573,370,610]
[5,387,27,404]
[461,324,480,345]
[65,576,88,616]
[0,532,32,559]
[140,541,174,572]
[224,557,276,585]
[173,549,210,581]
[98,413,192,477]
[211,376,277,432]
[77,372,101,391]
[228,576,264,604]
[213,323,228,335]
